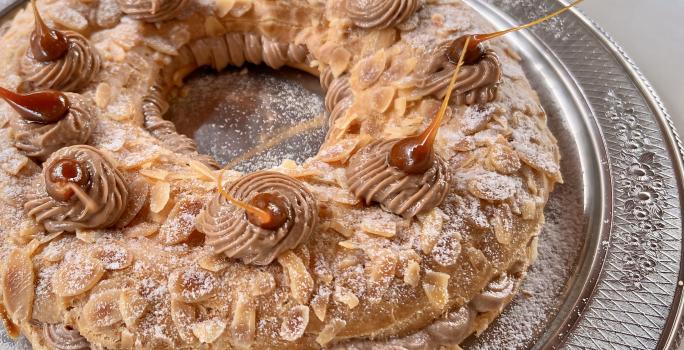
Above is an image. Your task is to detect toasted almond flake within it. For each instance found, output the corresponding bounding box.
[393,96,407,117]
[404,260,421,287]
[75,229,103,243]
[0,150,28,176]
[159,198,203,245]
[168,268,218,303]
[417,208,444,254]
[422,271,450,310]
[316,318,346,346]
[492,214,512,245]
[204,16,225,36]
[337,255,359,270]
[527,236,539,262]
[144,36,178,56]
[231,295,256,347]
[277,251,314,305]
[338,240,358,250]
[361,218,396,238]
[91,244,133,270]
[52,258,105,297]
[171,300,197,341]
[2,249,34,325]
[311,292,329,322]
[140,168,169,181]
[351,49,387,89]
[229,1,252,16]
[330,47,351,77]
[198,254,231,272]
[192,319,226,344]
[123,222,160,238]
[250,271,276,297]
[187,160,217,181]
[215,0,236,17]
[279,305,309,341]
[328,220,353,238]
[121,329,136,348]
[95,83,112,108]
[82,289,122,328]
[335,287,359,309]
[149,182,171,214]
[522,199,537,220]
[318,138,360,163]
[119,289,148,328]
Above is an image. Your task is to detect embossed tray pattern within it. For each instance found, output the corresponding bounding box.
[1,0,683,349]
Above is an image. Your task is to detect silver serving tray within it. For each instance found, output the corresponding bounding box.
[1,0,683,349]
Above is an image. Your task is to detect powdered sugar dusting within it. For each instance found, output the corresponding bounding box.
[166,66,326,172]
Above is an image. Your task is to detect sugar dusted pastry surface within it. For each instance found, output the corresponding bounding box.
[0,0,561,349]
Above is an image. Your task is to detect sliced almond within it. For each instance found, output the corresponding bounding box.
[119,289,148,328]
[334,287,359,309]
[422,271,450,310]
[2,249,34,324]
[149,181,171,214]
[351,49,387,89]
[360,218,396,238]
[91,244,133,270]
[198,254,231,273]
[52,258,105,297]
[231,295,256,347]
[279,305,309,341]
[159,198,203,245]
[123,222,160,238]
[403,260,421,287]
[192,319,226,344]
[168,268,218,303]
[329,47,352,77]
[139,168,169,181]
[204,16,226,36]
[171,300,197,341]
[310,289,330,322]
[277,251,314,305]
[315,318,346,347]
[82,289,122,328]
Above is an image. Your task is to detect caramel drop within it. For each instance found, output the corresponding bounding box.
[247,193,289,231]
[30,0,69,62]
[46,158,90,201]
[0,86,70,123]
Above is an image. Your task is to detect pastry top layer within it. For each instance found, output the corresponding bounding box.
[0,0,561,349]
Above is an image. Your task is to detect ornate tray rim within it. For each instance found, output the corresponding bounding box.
[1,0,683,349]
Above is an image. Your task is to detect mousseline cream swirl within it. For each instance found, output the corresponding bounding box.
[412,48,501,105]
[115,0,188,22]
[10,93,93,162]
[43,323,91,350]
[196,171,318,266]
[25,145,128,233]
[19,32,101,93]
[142,86,219,168]
[346,139,451,218]
[325,76,352,112]
[346,0,420,29]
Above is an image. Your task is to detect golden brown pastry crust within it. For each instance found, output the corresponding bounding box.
[0,0,561,349]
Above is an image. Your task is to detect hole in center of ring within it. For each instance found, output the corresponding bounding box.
[166,65,326,172]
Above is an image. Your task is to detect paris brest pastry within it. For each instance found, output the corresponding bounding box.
[0,0,574,348]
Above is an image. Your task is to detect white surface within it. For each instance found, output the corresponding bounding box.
[580,3,684,347]
[579,0,684,137]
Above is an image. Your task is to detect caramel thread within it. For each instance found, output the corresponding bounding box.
[66,182,98,212]
[421,36,471,148]
[216,170,272,224]
[476,0,583,42]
